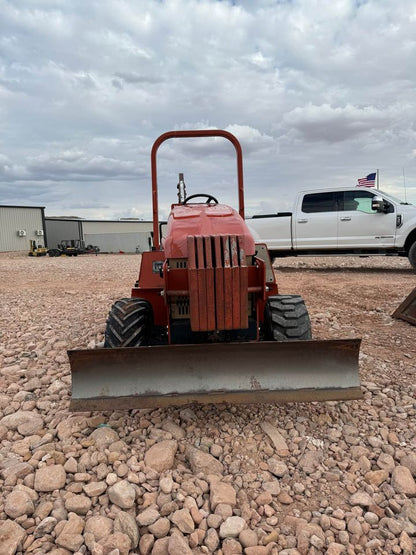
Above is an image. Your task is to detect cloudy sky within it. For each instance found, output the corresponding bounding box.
[1,0,416,220]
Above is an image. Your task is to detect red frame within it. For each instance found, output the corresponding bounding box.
[151,130,245,250]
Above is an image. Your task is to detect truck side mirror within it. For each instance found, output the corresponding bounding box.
[372,196,385,212]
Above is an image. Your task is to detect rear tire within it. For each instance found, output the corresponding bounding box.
[408,242,416,270]
[264,295,312,341]
[104,298,152,348]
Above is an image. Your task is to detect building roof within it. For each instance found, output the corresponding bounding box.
[0,205,45,209]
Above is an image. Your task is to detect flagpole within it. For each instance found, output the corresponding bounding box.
[376,169,379,190]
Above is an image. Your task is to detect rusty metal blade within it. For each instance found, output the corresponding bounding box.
[68,339,362,411]
[392,287,416,326]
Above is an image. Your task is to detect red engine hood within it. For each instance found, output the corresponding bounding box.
[163,203,255,258]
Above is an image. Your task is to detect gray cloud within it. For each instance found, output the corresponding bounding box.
[0,0,415,220]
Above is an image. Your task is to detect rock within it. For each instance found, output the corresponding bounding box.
[4,490,35,518]
[83,481,107,497]
[85,515,113,542]
[162,420,186,440]
[299,450,323,474]
[114,511,139,548]
[0,410,44,436]
[326,543,346,555]
[296,522,325,555]
[89,426,120,449]
[219,516,246,538]
[239,528,258,547]
[349,491,373,507]
[399,530,413,552]
[152,537,170,555]
[144,440,177,472]
[34,465,66,492]
[245,548,269,555]
[210,481,236,510]
[0,520,25,555]
[267,458,289,477]
[55,513,85,551]
[401,453,416,477]
[185,445,224,475]
[137,507,160,526]
[391,466,416,495]
[139,533,154,555]
[364,469,389,487]
[171,508,195,534]
[98,532,131,555]
[222,537,243,554]
[260,422,289,455]
[148,517,170,538]
[168,533,192,554]
[34,516,57,538]
[108,480,136,509]
[65,494,92,515]
[205,528,220,551]
[159,476,174,494]
[262,480,281,496]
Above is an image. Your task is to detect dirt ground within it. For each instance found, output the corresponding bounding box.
[0,252,415,554]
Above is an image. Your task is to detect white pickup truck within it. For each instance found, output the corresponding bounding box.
[248,187,416,270]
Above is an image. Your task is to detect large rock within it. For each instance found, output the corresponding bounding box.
[171,508,195,534]
[219,516,246,538]
[185,445,224,475]
[168,533,192,554]
[299,450,323,474]
[260,422,289,455]
[391,466,416,495]
[98,532,131,555]
[65,494,92,515]
[210,481,236,510]
[137,507,160,526]
[144,440,177,472]
[4,490,34,518]
[108,480,136,509]
[34,465,66,492]
[114,511,139,548]
[0,411,43,436]
[55,513,85,552]
[0,520,25,555]
[84,515,113,541]
[89,426,120,449]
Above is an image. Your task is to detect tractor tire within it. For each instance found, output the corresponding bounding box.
[104,298,152,348]
[408,242,416,270]
[48,249,61,257]
[264,295,312,341]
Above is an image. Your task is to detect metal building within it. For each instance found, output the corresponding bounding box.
[45,218,153,253]
[0,205,46,252]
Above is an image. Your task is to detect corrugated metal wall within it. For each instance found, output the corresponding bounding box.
[84,231,152,253]
[45,219,82,249]
[82,220,153,253]
[0,207,45,252]
[82,221,152,234]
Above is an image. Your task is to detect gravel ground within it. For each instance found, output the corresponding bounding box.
[0,253,415,555]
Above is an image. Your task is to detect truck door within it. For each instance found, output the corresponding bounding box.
[294,192,339,249]
[337,190,396,248]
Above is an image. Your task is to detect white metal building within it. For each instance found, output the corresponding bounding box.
[45,218,154,253]
[0,205,46,252]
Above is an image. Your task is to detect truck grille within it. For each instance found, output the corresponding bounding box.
[187,234,248,331]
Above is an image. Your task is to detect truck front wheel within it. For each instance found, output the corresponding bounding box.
[264,295,312,341]
[408,242,416,270]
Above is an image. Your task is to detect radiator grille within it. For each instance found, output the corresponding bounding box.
[187,234,248,331]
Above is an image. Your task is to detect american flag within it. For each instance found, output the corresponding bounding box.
[357,172,376,187]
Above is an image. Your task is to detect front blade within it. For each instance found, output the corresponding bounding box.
[68,339,362,411]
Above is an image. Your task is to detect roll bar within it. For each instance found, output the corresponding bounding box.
[151,129,245,250]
